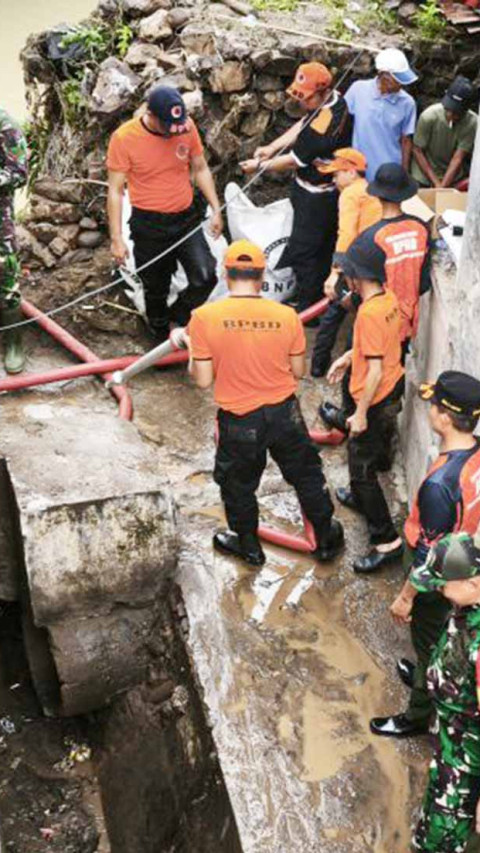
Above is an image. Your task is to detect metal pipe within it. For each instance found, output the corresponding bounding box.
[21,299,133,420]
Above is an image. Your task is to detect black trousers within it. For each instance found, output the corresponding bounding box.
[214,396,334,537]
[281,183,338,313]
[130,204,217,338]
[312,300,348,370]
[344,377,404,545]
[406,588,451,724]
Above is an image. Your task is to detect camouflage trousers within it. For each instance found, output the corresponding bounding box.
[0,197,20,308]
[412,717,480,853]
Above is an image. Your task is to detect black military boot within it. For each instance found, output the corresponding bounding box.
[213,530,266,568]
[314,518,345,562]
[318,401,348,433]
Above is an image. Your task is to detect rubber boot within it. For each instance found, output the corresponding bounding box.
[2,303,26,374]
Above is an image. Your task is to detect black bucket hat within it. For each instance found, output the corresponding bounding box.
[367,162,418,203]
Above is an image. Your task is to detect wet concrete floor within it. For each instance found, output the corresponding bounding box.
[0,325,430,851]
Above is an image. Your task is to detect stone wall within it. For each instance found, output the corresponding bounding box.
[401,119,480,501]
[18,0,480,279]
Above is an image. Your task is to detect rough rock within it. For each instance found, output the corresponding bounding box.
[27,222,58,245]
[209,61,251,94]
[251,49,274,70]
[89,58,142,116]
[219,33,253,62]
[33,177,83,204]
[138,9,173,41]
[122,0,171,17]
[183,88,204,118]
[49,236,70,258]
[254,73,284,92]
[79,217,99,230]
[284,98,305,119]
[20,42,55,84]
[59,248,95,266]
[166,8,191,29]
[398,1,418,21]
[29,198,83,224]
[125,41,166,68]
[97,0,120,18]
[16,225,57,268]
[180,25,217,56]
[77,230,104,249]
[262,52,297,77]
[241,109,271,137]
[206,123,241,160]
[260,90,286,111]
[146,70,195,91]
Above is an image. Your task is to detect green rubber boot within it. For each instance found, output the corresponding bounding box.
[1,302,26,374]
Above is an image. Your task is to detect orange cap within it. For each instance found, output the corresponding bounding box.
[317,147,368,174]
[224,240,266,270]
[286,62,333,101]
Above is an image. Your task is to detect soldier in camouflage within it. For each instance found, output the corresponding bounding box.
[0,107,28,373]
[410,531,480,853]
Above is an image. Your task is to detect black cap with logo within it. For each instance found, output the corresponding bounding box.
[442,76,475,115]
[147,86,187,133]
[419,370,480,417]
[367,162,418,203]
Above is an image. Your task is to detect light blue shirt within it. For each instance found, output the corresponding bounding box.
[345,77,417,181]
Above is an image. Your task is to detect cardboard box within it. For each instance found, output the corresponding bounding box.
[402,188,468,237]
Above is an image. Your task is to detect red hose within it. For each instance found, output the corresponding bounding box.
[257,525,315,552]
[310,428,346,446]
[21,299,133,420]
[0,350,188,394]
[299,297,330,324]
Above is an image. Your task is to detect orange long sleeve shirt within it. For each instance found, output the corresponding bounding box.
[334,177,382,259]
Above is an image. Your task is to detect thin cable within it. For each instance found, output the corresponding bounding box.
[0,48,364,333]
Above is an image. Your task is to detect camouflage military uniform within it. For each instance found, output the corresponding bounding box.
[412,539,480,852]
[0,108,28,308]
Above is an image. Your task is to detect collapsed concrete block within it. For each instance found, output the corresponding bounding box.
[0,402,177,715]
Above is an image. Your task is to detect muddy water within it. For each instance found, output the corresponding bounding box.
[4,1,98,120]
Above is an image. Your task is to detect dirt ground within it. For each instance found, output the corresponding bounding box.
[0,301,432,852]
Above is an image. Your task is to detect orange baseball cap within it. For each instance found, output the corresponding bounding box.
[224,240,266,270]
[286,62,333,101]
[317,147,368,175]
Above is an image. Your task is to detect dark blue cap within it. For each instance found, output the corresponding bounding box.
[147,86,187,133]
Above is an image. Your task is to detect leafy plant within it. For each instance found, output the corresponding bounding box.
[115,23,134,58]
[60,76,86,125]
[22,118,50,191]
[355,2,398,32]
[413,0,446,40]
[59,19,134,65]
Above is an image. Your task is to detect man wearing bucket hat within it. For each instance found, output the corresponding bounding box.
[107,85,222,343]
[345,48,418,182]
[186,239,344,568]
[370,371,480,739]
[240,62,351,314]
[319,163,430,424]
[412,76,478,189]
[323,233,405,572]
[408,531,480,853]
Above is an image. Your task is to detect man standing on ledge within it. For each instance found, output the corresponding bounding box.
[0,106,28,374]
[186,240,344,568]
[107,85,222,343]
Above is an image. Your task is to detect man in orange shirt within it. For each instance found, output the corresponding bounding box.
[311,148,382,377]
[326,234,405,573]
[186,240,344,568]
[107,85,223,342]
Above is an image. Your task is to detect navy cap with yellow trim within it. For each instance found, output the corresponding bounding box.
[419,370,480,418]
[410,531,480,593]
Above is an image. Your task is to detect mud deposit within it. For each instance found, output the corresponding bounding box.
[0,319,430,851]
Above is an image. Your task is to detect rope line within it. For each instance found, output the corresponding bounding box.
[0,48,364,333]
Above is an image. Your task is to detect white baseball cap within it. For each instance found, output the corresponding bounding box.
[375,48,418,86]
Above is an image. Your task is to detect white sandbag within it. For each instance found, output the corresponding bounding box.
[121,190,146,315]
[225,182,296,303]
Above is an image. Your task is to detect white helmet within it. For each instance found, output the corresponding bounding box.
[375,48,418,85]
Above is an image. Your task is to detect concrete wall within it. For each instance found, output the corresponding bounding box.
[402,119,480,501]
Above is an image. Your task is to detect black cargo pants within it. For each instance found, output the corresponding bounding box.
[344,376,404,545]
[406,587,451,725]
[280,183,338,313]
[214,395,334,537]
[130,204,217,340]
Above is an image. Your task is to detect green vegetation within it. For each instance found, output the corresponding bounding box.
[251,0,300,10]
[59,20,134,66]
[412,0,447,40]
[22,119,50,190]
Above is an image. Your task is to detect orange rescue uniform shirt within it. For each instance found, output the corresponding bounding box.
[187,296,306,416]
[335,178,382,255]
[349,289,404,406]
[106,116,203,213]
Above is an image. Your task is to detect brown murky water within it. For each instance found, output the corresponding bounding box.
[4,1,98,120]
